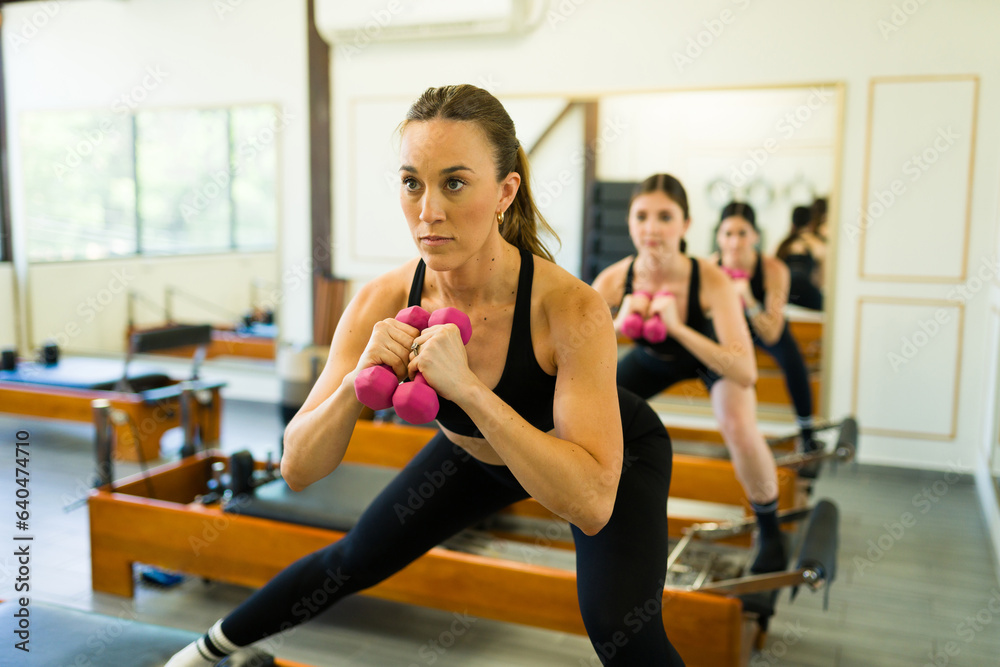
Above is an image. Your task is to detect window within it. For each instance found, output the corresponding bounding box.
[20,105,279,261]
[22,111,136,261]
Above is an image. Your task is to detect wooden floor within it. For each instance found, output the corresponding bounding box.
[1,400,998,666]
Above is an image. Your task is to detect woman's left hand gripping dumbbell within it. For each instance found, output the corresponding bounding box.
[393,307,473,424]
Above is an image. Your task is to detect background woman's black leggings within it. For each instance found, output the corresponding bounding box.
[220,388,685,666]
[755,323,813,424]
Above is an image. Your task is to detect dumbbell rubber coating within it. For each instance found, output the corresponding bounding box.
[392,307,472,424]
[642,291,673,343]
[620,290,651,340]
[355,306,431,410]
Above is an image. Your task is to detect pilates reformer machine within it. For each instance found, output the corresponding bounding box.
[127,283,278,361]
[0,326,224,461]
[87,418,854,666]
[666,416,858,485]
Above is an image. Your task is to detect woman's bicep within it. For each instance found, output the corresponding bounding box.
[765,259,790,311]
[550,295,622,459]
[704,270,753,354]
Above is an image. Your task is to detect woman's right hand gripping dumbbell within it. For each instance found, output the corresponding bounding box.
[394,307,472,424]
[615,290,651,340]
[354,306,432,411]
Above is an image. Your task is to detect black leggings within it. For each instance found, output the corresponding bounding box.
[788,273,823,311]
[222,388,684,666]
[755,323,813,423]
[616,346,720,399]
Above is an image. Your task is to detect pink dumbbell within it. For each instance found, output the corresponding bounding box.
[642,291,673,343]
[355,306,431,410]
[620,290,651,339]
[722,267,749,280]
[392,307,472,424]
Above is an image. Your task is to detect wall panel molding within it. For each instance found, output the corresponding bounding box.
[858,75,979,282]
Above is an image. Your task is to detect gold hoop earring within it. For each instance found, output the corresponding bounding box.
[497,211,504,226]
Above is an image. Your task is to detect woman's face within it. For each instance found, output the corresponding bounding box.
[398,119,517,269]
[628,191,689,257]
[716,216,758,263]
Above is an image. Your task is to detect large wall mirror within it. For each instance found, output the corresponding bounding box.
[585,85,841,300]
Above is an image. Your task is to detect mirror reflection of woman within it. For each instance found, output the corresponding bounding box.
[775,203,825,311]
[714,202,818,456]
[591,174,787,576]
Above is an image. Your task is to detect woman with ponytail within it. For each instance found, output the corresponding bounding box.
[166,85,684,666]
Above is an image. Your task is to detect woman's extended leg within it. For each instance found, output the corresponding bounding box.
[166,432,529,666]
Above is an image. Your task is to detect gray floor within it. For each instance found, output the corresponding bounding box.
[1,401,998,666]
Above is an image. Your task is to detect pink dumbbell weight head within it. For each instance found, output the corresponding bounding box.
[620,290,651,340]
[392,307,472,424]
[642,291,673,343]
[354,306,431,410]
[722,267,749,280]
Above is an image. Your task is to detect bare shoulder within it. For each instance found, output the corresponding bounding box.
[338,259,420,331]
[589,255,633,304]
[533,257,614,330]
[762,254,790,280]
[697,256,730,292]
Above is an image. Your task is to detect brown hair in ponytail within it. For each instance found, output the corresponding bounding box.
[400,84,559,262]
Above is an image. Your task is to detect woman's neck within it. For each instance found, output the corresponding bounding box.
[428,240,520,308]
[722,249,756,272]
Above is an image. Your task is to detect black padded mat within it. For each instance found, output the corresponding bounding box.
[228,463,399,533]
[0,600,198,666]
[0,357,172,391]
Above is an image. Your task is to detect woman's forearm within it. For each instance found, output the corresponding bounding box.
[281,372,366,490]
[456,381,621,536]
[670,322,757,386]
[746,298,783,345]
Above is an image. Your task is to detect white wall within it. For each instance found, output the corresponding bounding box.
[2,0,313,347]
[28,253,276,354]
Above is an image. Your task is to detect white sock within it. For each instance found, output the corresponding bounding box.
[165,620,239,667]
[164,641,218,667]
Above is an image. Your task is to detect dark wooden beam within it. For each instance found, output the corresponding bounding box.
[307,0,331,274]
[579,101,598,283]
[307,0,333,344]
[0,7,14,263]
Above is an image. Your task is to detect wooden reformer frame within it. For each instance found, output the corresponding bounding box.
[89,421,811,666]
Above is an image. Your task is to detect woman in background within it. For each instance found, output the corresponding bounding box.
[775,204,825,310]
[592,175,787,576]
[716,202,818,455]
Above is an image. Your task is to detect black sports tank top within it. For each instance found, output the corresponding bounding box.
[782,251,816,279]
[407,247,557,438]
[622,255,715,358]
[749,253,765,304]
